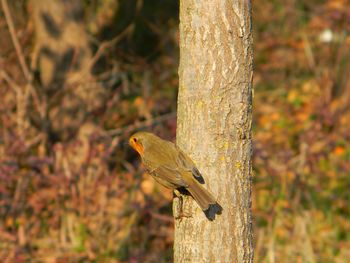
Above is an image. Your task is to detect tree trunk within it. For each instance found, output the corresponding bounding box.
[174,1,254,262]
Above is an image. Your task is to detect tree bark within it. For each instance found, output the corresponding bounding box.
[174,1,254,262]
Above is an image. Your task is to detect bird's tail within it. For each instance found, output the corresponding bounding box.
[187,178,222,220]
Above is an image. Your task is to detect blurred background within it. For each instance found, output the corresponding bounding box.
[0,0,349,262]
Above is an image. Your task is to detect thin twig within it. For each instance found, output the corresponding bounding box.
[1,0,32,82]
[150,212,174,223]
[1,69,28,136]
[70,24,135,86]
[25,133,45,149]
[0,70,21,92]
[89,23,134,70]
[301,32,315,70]
[1,1,45,120]
[1,69,44,120]
[107,112,176,136]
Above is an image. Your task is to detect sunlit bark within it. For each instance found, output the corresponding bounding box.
[175,1,254,262]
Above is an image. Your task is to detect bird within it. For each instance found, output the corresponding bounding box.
[129,131,222,220]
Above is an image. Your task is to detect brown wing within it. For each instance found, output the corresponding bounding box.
[175,146,204,183]
[149,165,188,189]
[141,141,200,188]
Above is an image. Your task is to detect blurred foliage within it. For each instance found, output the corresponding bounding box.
[253,0,350,262]
[0,0,350,262]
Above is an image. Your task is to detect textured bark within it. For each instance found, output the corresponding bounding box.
[174,1,253,262]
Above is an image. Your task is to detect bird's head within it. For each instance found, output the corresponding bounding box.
[129,132,154,155]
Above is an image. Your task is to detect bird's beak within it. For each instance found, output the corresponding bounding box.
[129,138,144,155]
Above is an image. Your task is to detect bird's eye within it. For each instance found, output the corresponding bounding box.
[133,138,137,142]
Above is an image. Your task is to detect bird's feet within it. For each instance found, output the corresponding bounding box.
[173,190,192,220]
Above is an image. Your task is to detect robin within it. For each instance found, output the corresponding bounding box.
[129,131,222,220]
